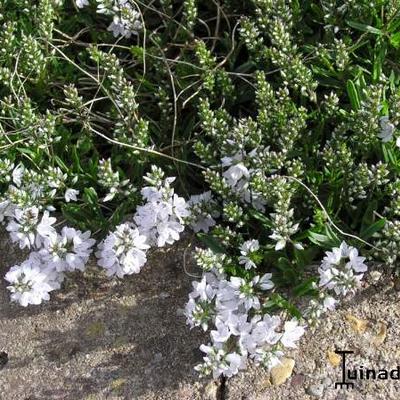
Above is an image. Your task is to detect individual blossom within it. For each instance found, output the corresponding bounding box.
[97,0,143,38]
[238,239,260,270]
[219,276,261,311]
[252,348,284,370]
[280,319,306,348]
[187,191,219,233]
[185,297,215,331]
[96,223,149,278]
[41,227,95,272]
[12,164,25,187]
[222,152,250,187]
[378,116,396,143]
[76,0,89,7]
[64,188,79,202]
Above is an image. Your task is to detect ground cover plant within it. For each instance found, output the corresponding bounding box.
[1,0,400,379]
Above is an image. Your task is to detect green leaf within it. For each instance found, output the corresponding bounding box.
[390,32,400,49]
[248,209,273,228]
[346,21,382,35]
[346,80,361,110]
[264,293,302,319]
[293,278,318,297]
[360,219,386,240]
[83,187,99,208]
[308,231,329,246]
[54,156,68,172]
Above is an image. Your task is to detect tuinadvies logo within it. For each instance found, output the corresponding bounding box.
[335,350,400,389]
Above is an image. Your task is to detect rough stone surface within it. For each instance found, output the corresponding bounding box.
[0,229,209,400]
[1,226,400,400]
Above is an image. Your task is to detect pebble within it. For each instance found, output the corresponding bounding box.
[270,358,295,385]
[306,384,324,397]
[291,374,305,386]
[322,377,332,387]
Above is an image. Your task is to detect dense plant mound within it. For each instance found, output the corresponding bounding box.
[1,0,400,378]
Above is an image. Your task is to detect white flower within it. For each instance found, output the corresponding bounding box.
[185,297,215,331]
[228,276,260,311]
[318,242,367,296]
[238,239,259,270]
[223,163,250,187]
[41,227,95,272]
[259,273,274,290]
[269,232,287,251]
[12,164,25,187]
[6,207,56,249]
[76,0,89,7]
[134,176,189,247]
[246,314,282,350]
[253,348,284,370]
[322,296,337,311]
[378,116,395,142]
[347,247,367,272]
[197,344,246,378]
[188,191,218,233]
[4,255,61,307]
[190,275,216,301]
[280,319,306,348]
[210,318,232,344]
[64,188,79,202]
[99,0,143,38]
[96,223,149,277]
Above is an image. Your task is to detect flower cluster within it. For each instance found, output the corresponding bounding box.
[185,260,306,378]
[134,166,190,247]
[318,242,368,297]
[96,166,190,275]
[4,221,95,306]
[78,0,143,38]
[96,223,149,277]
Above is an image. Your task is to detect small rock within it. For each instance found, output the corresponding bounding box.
[153,352,163,363]
[345,314,369,334]
[271,358,295,385]
[291,374,305,386]
[327,351,341,367]
[370,270,382,282]
[322,377,332,387]
[306,383,324,397]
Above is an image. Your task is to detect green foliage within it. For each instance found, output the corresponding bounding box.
[1,0,400,293]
